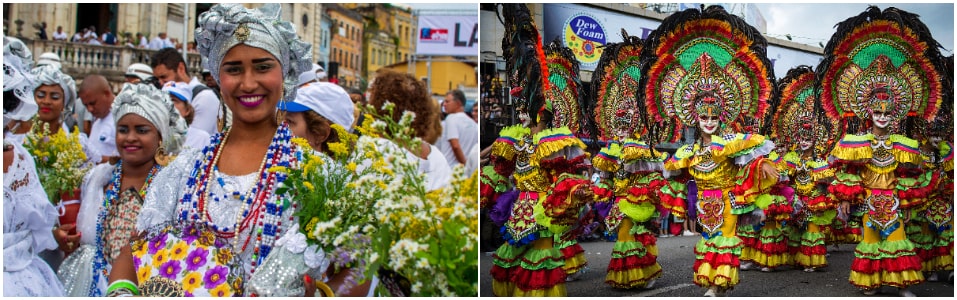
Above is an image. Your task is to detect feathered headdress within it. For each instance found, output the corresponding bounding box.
[642,5,775,144]
[542,38,593,139]
[498,4,548,127]
[591,29,648,142]
[773,66,839,155]
[817,6,946,137]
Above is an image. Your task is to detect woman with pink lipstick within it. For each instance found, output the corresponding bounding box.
[25,66,100,164]
[103,4,330,297]
[55,83,187,296]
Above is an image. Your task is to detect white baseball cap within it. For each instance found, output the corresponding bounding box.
[161,81,192,102]
[36,52,62,70]
[298,63,323,86]
[316,64,327,80]
[280,82,355,131]
[125,63,153,81]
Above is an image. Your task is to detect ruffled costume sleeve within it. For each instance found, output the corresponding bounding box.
[828,135,869,205]
[536,173,592,235]
[591,142,621,203]
[480,165,508,209]
[890,135,930,209]
[661,146,692,216]
[725,134,777,209]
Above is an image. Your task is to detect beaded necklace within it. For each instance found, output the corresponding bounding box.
[179,123,297,274]
[89,160,160,296]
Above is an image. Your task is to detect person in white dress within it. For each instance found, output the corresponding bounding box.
[3,35,65,297]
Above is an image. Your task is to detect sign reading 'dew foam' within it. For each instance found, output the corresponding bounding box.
[417,15,478,56]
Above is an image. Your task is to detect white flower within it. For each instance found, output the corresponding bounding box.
[275,224,307,253]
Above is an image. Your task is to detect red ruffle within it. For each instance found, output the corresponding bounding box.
[828,184,863,203]
[490,264,511,281]
[658,192,687,216]
[731,157,769,202]
[767,203,794,217]
[560,243,585,259]
[608,253,659,271]
[799,244,828,256]
[480,183,497,209]
[544,177,590,223]
[491,156,516,176]
[850,255,923,273]
[898,172,939,207]
[593,185,614,200]
[755,240,789,254]
[511,265,567,291]
[806,195,833,211]
[692,252,741,270]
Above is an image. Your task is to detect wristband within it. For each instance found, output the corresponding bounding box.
[106,279,140,296]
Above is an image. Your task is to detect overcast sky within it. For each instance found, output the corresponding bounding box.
[755,3,954,56]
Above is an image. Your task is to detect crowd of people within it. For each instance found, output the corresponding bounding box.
[25,21,187,51]
[5,3,479,297]
[480,4,952,297]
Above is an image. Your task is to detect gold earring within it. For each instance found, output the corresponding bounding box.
[276,100,287,126]
[155,145,171,167]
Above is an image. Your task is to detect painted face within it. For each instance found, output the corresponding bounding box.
[871,109,892,129]
[697,114,720,135]
[34,84,65,124]
[518,112,531,127]
[218,44,284,126]
[115,114,161,166]
[798,136,814,151]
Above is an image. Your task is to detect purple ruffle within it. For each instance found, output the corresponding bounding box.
[594,201,613,219]
[686,179,698,219]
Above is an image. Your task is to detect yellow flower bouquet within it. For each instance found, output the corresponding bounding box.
[23,122,92,205]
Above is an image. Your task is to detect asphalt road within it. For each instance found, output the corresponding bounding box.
[479,234,955,297]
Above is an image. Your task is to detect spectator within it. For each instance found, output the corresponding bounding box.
[35,22,48,40]
[346,87,364,134]
[150,48,222,135]
[278,82,355,156]
[316,64,328,82]
[52,25,68,41]
[436,89,477,166]
[470,102,479,123]
[187,41,198,53]
[297,63,323,87]
[71,29,83,43]
[83,26,98,44]
[136,32,148,48]
[161,81,211,150]
[78,74,117,162]
[101,28,116,45]
[148,32,173,50]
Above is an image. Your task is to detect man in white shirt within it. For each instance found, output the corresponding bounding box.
[149,32,173,50]
[52,26,68,41]
[77,75,117,162]
[436,89,478,166]
[151,48,222,135]
[136,32,149,49]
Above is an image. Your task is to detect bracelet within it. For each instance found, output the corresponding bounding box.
[106,279,140,296]
[315,281,335,297]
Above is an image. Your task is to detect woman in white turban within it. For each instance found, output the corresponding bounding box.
[3,36,66,297]
[106,4,332,297]
[54,83,187,296]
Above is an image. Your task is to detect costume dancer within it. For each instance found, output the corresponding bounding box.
[642,5,778,297]
[589,31,666,289]
[775,66,838,273]
[819,6,947,296]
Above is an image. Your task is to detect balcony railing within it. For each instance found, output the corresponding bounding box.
[22,38,204,89]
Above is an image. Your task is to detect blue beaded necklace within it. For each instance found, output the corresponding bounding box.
[179,123,297,274]
[89,160,159,296]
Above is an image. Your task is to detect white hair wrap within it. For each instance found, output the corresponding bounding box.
[111,83,188,154]
[30,65,78,120]
[195,3,313,104]
[4,36,37,124]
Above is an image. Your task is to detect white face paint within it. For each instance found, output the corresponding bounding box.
[518,112,531,127]
[698,114,719,135]
[799,139,813,151]
[872,110,892,129]
[930,136,942,145]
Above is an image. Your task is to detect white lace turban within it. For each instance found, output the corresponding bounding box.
[30,65,78,121]
[195,3,313,103]
[111,83,188,154]
[3,36,37,125]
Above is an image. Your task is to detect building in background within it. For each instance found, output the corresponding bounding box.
[326,3,364,89]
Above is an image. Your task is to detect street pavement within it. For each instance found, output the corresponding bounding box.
[480,234,955,297]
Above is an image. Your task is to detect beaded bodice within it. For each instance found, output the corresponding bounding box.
[686,146,737,190]
[512,135,549,192]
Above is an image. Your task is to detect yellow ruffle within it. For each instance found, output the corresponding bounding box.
[491,125,530,161]
[694,263,740,289]
[849,269,925,290]
[593,142,623,173]
[831,134,873,161]
[533,127,587,163]
[621,138,667,162]
[492,280,517,297]
[605,265,662,288]
[890,135,921,164]
[512,283,566,297]
[514,168,550,193]
[562,251,588,275]
[713,133,767,158]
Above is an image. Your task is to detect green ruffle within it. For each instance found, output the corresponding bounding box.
[694,235,743,258]
[904,224,934,249]
[630,223,652,235]
[754,194,774,210]
[620,200,656,223]
[731,203,756,215]
[757,227,787,244]
[492,243,529,268]
[612,241,649,258]
[799,231,826,247]
[833,171,863,185]
[933,230,955,247]
[854,239,919,260]
[896,171,933,191]
[809,210,836,225]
